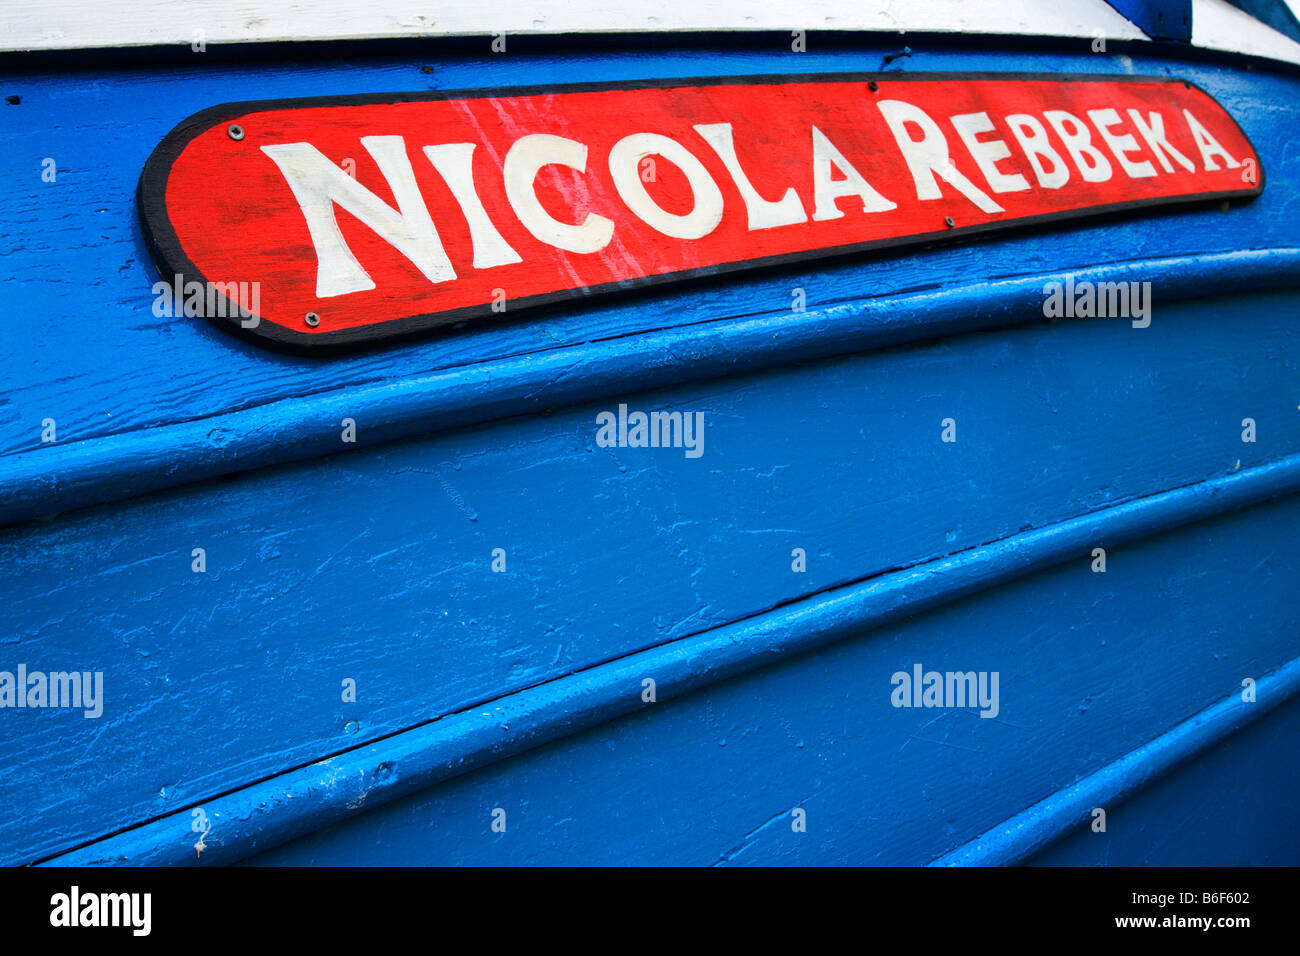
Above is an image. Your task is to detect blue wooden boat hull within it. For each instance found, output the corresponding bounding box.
[1,32,1297,866]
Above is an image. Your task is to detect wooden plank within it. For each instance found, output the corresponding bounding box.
[936,656,1300,864]
[3,288,1298,864]
[211,495,1300,865]
[1027,694,1300,866]
[3,32,1300,871]
[0,0,1149,52]
[1,43,1296,466]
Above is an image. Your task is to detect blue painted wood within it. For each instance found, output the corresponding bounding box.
[4,251,1297,526]
[1,38,1298,475]
[4,284,1298,864]
[43,456,1300,866]
[933,653,1300,865]
[1026,695,1300,866]
[4,35,1299,867]
[229,494,1300,867]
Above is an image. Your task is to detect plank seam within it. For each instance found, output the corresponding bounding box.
[3,248,1299,527]
[31,450,1300,866]
[928,652,1300,866]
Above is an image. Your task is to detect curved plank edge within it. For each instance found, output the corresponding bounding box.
[31,450,1300,866]
[928,651,1300,866]
[4,248,1299,528]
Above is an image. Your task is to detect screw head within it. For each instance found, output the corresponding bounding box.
[227,124,245,141]
[305,312,321,328]
[867,80,878,92]
[944,216,955,228]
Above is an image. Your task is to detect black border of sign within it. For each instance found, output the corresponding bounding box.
[137,72,1266,354]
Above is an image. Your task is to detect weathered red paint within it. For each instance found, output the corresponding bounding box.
[140,75,1262,349]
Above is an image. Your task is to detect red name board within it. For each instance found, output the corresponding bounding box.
[139,74,1262,350]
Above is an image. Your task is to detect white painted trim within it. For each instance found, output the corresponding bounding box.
[5,0,1300,68]
[1192,0,1300,65]
[1,0,1147,52]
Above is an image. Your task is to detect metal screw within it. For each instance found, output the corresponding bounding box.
[867,80,878,92]
[227,124,245,141]
[944,216,955,228]
[305,312,321,327]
